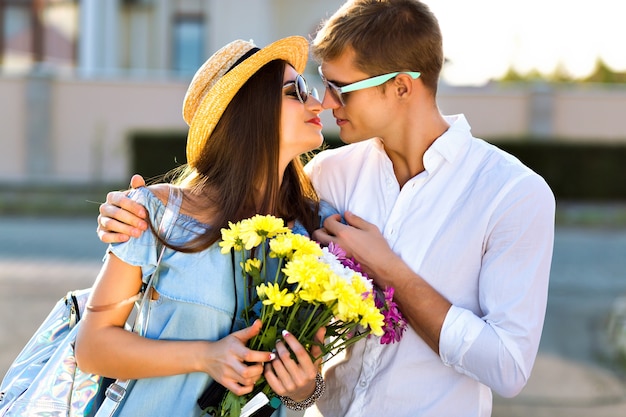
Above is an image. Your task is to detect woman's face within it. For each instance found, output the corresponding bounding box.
[279,66,324,165]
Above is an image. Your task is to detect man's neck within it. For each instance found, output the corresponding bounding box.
[382,112,450,188]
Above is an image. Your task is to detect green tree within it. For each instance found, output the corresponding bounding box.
[496,58,626,84]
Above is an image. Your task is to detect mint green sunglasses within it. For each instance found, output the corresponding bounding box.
[318,65,421,106]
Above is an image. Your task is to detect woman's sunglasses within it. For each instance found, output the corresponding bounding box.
[318,66,421,107]
[283,74,319,104]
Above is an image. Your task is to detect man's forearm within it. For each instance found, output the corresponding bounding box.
[373,256,451,354]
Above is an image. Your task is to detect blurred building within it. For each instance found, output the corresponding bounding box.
[0,0,345,186]
[1,0,626,189]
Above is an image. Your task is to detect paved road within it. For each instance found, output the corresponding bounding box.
[1,215,626,416]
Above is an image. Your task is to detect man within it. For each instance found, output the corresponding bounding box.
[97,1,555,416]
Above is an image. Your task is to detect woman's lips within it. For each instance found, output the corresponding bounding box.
[307,117,323,127]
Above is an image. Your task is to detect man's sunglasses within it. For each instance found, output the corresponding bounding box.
[318,66,421,107]
[283,74,319,104]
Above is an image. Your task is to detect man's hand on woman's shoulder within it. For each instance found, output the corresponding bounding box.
[97,174,148,243]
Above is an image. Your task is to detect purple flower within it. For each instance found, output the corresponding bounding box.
[327,241,346,259]
[375,287,407,344]
[327,242,366,275]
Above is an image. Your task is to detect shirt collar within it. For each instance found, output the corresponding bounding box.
[427,114,472,165]
[367,114,472,173]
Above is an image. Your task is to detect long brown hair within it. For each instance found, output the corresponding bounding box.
[163,59,319,252]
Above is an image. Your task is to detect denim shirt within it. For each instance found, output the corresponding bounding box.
[100,187,337,417]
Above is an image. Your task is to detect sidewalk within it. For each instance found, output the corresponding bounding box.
[493,354,626,417]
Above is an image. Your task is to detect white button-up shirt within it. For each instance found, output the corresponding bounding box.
[304,115,555,417]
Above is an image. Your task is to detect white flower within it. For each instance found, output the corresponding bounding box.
[320,248,373,291]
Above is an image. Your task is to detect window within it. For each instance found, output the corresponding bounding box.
[172,16,204,76]
[0,0,77,70]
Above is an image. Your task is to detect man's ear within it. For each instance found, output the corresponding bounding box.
[394,73,415,98]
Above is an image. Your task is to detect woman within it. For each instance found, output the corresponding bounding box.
[75,36,331,416]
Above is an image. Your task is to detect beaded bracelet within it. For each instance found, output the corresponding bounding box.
[279,372,325,411]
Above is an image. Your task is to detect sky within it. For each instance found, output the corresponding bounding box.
[426,0,626,86]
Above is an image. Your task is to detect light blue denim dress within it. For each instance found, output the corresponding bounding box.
[99,187,337,417]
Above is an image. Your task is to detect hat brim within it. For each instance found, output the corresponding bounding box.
[186,36,309,167]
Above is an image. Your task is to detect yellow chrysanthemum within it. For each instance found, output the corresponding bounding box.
[238,215,289,250]
[238,219,262,250]
[321,274,361,323]
[256,283,268,299]
[269,232,297,258]
[283,255,331,292]
[298,286,324,303]
[330,275,378,324]
[244,258,262,274]
[290,234,323,258]
[359,304,385,336]
[340,297,365,322]
[262,282,295,311]
[350,274,371,297]
[219,221,244,254]
[297,264,331,303]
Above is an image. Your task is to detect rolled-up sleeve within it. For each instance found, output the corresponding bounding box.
[439,174,555,397]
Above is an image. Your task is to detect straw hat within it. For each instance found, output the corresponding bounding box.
[183,36,309,167]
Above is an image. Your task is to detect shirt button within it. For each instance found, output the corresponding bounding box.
[359,380,367,387]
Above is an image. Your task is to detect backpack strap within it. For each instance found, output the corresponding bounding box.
[142,185,182,293]
[159,185,183,240]
[134,185,182,332]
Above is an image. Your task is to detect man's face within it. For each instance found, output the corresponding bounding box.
[318,49,397,145]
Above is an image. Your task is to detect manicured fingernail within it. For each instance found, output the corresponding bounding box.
[269,353,276,361]
[282,329,290,338]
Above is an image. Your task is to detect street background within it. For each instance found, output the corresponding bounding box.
[2,1,626,416]
[1,204,626,416]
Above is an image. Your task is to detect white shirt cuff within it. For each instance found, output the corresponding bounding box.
[439,305,485,372]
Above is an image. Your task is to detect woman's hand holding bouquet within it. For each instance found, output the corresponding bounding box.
[200,215,406,417]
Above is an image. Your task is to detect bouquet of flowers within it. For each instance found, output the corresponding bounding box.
[200,215,406,417]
